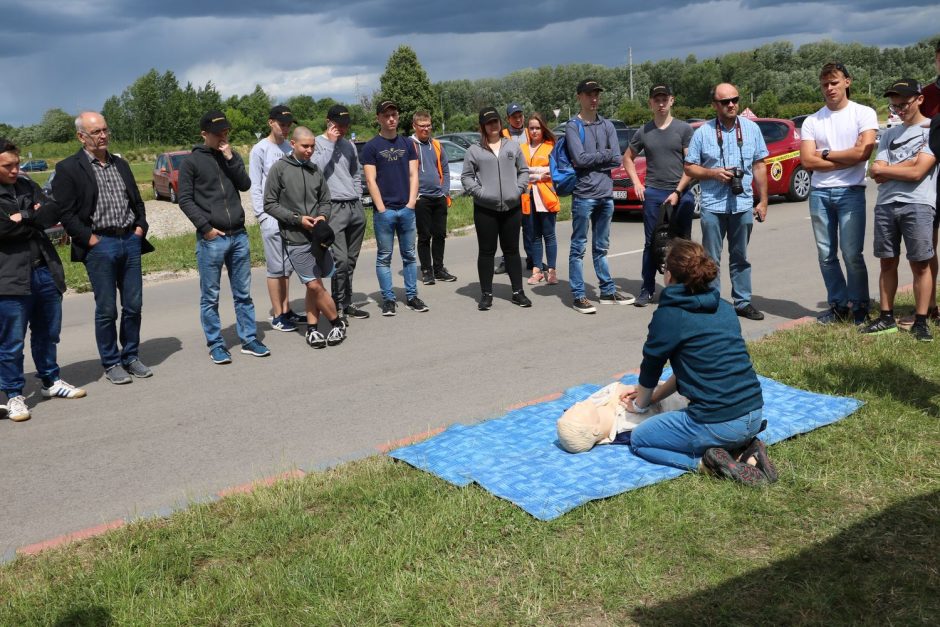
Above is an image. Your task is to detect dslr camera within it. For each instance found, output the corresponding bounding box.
[727,167,745,196]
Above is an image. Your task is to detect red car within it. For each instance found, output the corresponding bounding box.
[611,117,810,215]
[152,151,191,203]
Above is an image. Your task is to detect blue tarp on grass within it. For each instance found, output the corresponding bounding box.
[389,374,863,520]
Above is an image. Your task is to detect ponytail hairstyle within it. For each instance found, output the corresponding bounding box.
[665,239,718,294]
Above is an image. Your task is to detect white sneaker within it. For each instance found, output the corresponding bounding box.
[326,323,346,346]
[7,395,31,422]
[41,379,87,399]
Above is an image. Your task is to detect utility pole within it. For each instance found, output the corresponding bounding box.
[629,47,634,101]
[440,91,445,133]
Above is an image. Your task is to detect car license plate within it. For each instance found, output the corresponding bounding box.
[613,190,628,200]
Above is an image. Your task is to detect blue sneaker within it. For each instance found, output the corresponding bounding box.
[240,340,271,357]
[270,314,297,332]
[283,310,306,325]
[210,346,232,364]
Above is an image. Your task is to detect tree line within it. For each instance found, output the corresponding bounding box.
[2,36,937,151]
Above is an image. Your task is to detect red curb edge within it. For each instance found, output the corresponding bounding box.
[18,519,125,556]
[506,392,563,410]
[217,469,306,498]
[377,426,446,453]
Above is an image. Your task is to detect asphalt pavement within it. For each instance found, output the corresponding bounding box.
[0,185,912,556]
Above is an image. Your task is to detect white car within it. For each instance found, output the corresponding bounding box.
[437,139,467,196]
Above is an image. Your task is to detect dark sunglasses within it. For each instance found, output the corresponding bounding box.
[715,97,740,106]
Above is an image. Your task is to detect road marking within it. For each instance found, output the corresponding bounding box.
[608,248,644,258]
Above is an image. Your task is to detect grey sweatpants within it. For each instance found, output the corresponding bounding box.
[328,199,367,308]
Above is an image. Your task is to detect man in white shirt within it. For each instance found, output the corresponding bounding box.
[800,63,879,325]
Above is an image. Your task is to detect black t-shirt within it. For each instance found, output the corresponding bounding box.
[360,135,417,208]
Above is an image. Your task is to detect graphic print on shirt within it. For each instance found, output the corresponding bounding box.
[379,148,407,162]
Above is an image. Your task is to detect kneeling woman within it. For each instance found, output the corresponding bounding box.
[622,239,776,485]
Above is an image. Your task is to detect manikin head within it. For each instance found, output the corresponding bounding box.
[557,399,617,453]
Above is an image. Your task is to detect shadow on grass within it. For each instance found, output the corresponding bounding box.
[53,605,113,626]
[822,362,940,418]
[632,489,940,625]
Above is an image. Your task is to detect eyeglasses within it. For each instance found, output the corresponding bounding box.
[888,99,917,114]
[82,128,109,138]
[714,97,740,106]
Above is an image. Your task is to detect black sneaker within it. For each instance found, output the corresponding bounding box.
[599,292,635,305]
[634,289,653,307]
[817,306,850,324]
[735,438,778,483]
[406,297,429,312]
[859,315,897,335]
[853,308,870,326]
[511,291,532,307]
[421,269,436,285]
[305,327,327,348]
[572,297,596,314]
[735,304,764,320]
[478,293,493,311]
[434,268,457,282]
[911,322,934,342]
[381,300,397,316]
[494,258,506,274]
[703,448,766,486]
[343,304,370,320]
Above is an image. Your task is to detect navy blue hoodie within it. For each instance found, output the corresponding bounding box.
[639,285,762,423]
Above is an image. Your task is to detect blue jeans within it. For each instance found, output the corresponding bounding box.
[529,212,558,270]
[630,407,764,471]
[0,267,62,399]
[700,210,754,309]
[83,233,143,368]
[569,196,615,299]
[374,208,418,301]
[196,231,257,350]
[641,187,695,295]
[809,186,869,311]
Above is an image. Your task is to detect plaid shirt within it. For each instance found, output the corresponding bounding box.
[85,150,133,230]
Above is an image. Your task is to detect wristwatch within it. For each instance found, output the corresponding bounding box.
[821,149,830,161]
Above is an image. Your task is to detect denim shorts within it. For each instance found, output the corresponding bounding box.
[873,202,936,262]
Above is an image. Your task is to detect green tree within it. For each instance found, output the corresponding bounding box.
[754,91,781,118]
[38,108,75,143]
[378,45,437,132]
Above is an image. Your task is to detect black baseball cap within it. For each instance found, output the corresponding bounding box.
[327,104,350,124]
[375,100,398,114]
[649,84,672,97]
[308,219,336,265]
[577,79,604,94]
[883,78,922,98]
[268,105,294,124]
[479,107,500,125]
[200,110,231,134]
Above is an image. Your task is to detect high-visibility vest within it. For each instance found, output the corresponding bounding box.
[502,127,530,143]
[521,140,560,215]
[414,138,452,207]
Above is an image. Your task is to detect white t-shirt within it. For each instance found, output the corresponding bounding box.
[801,100,879,188]
[249,138,291,219]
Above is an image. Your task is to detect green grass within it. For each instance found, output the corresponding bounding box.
[59,197,574,292]
[0,295,937,624]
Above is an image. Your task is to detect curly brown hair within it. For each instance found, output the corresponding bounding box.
[665,239,718,294]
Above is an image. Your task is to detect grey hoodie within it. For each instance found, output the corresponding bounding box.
[461,139,529,211]
[263,155,332,246]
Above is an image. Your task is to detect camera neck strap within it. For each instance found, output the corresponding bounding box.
[715,117,745,171]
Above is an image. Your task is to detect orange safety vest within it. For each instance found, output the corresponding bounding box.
[414,138,452,207]
[521,140,559,215]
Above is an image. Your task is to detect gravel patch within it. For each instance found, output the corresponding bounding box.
[145,191,259,238]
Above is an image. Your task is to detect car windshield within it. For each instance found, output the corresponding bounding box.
[756,121,789,144]
[616,128,636,154]
[441,142,465,163]
[169,154,188,168]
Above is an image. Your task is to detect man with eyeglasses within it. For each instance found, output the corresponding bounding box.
[409,110,455,286]
[685,83,768,321]
[861,79,937,342]
[53,112,155,384]
[800,62,879,325]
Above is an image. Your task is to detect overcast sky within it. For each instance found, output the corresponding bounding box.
[2,0,938,126]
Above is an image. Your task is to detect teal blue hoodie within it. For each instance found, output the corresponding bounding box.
[639,285,762,423]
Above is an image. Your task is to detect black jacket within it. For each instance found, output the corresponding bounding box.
[0,176,67,295]
[177,144,252,235]
[52,149,153,262]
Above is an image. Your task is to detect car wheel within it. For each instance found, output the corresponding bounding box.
[690,182,702,219]
[169,185,177,204]
[786,166,811,202]
[152,181,162,200]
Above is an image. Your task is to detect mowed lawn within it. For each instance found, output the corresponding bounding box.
[0,294,937,625]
